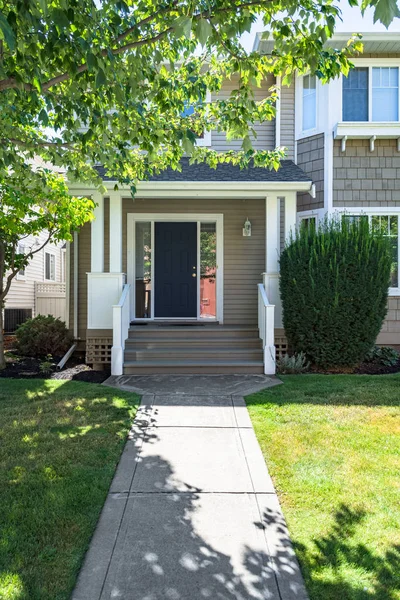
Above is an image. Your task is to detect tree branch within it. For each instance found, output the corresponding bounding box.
[0,0,274,93]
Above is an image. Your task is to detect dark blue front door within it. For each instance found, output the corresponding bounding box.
[155,222,197,318]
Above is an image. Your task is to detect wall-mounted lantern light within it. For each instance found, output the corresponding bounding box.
[243,218,252,237]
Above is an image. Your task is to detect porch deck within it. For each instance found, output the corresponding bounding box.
[123,323,264,374]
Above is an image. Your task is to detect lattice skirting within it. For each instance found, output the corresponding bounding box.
[275,329,289,359]
[86,337,112,365]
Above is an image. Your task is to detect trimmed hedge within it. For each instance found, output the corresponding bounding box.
[16,314,72,358]
[279,218,392,368]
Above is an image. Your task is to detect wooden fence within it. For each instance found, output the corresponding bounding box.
[35,282,67,323]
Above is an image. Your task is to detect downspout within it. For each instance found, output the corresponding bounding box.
[73,231,79,339]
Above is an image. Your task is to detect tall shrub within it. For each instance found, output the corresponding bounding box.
[279,218,392,368]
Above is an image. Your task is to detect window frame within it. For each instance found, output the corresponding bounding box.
[44,250,56,282]
[16,243,26,280]
[182,90,212,147]
[342,210,400,295]
[301,73,318,133]
[341,60,400,124]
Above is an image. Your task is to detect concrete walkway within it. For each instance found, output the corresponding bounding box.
[72,375,308,600]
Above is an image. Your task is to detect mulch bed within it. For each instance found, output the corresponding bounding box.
[309,359,400,376]
[1,344,110,383]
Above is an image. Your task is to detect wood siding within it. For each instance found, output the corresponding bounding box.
[5,232,64,315]
[211,75,275,152]
[68,222,91,341]
[280,84,295,160]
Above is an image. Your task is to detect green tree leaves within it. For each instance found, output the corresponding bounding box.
[0,12,15,50]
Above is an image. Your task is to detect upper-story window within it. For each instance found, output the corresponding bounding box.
[45,251,56,281]
[343,67,399,122]
[181,95,211,146]
[302,74,316,131]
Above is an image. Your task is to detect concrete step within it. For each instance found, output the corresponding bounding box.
[125,337,262,350]
[124,348,263,362]
[123,360,264,375]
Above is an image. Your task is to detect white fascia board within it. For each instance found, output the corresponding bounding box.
[334,122,400,139]
[68,180,312,198]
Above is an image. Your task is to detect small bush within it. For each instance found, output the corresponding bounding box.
[277,352,310,374]
[16,315,72,358]
[365,345,399,367]
[280,218,392,368]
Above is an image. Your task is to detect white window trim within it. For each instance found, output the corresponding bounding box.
[298,212,319,228]
[44,249,57,282]
[334,208,400,296]
[341,61,400,124]
[194,90,212,147]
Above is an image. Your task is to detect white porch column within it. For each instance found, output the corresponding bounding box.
[91,192,104,273]
[265,194,282,328]
[109,192,123,273]
[284,191,297,243]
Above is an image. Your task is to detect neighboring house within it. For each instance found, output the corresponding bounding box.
[66,31,400,376]
[4,232,67,333]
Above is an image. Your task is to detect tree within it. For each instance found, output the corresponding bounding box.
[1,0,398,191]
[0,167,94,369]
[279,218,392,369]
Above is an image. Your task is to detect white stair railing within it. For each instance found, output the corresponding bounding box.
[111,284,131,376]
[257,283,276,375]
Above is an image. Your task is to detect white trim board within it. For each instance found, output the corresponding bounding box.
[127,213,224,323]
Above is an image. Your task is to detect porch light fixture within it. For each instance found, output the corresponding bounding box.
[243,218,252,237]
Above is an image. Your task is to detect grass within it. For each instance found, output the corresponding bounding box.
[0,379,139,600]
[246,374,400,600]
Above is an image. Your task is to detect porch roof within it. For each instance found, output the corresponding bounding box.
[95,159,311,184]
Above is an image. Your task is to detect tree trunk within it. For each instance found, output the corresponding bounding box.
[0,303,5,371]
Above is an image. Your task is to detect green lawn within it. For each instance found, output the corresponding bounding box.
[246,374,400,600]
[0,379,139,600]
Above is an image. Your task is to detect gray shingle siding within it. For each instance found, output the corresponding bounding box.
[333,139,400,207]
[296,134,325,211]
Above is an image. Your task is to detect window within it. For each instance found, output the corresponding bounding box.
[17,244,26,279]
[45,252,56,281]
[343,68,369,121]
[371,215,398,288]
[343,214,399,289]
[372,67,399,121]
[302,74,317,131]
[343,66,399,122]
[300,216,317,230]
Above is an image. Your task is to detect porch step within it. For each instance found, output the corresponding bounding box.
[127,326,259,339]
[125,337,262,350]
[123,360,264,375]
[123,325,263,375]
[124,348,263,361]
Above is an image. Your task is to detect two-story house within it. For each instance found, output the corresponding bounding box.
[66,32,399,376]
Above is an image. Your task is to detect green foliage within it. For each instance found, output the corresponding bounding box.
[365,345,400,367]
[279,218,392,368]
[16,315,73,358]
[39,354,55,375]
[277,352,310,374]
[0,0,390,189]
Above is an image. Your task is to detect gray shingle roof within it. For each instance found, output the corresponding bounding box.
[95,159,310,183]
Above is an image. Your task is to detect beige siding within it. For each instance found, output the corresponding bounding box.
[5,232,64,315]
[211,75,275,152]
[377,297,400,347]
[68,222,91,342]
[122,197,266,326]
[280,84,295,160]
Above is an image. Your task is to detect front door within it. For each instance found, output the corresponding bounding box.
[155,222,197,318]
